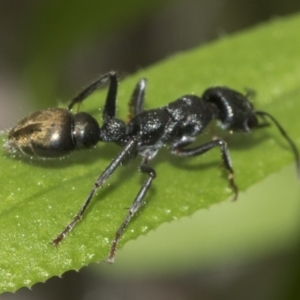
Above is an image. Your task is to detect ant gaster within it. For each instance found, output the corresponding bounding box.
[4,71,300,263]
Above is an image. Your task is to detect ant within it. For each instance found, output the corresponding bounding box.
[4,71,300,263]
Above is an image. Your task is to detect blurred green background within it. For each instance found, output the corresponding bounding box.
[1,0,300,299]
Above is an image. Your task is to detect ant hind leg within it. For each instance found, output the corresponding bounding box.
[68,71,118,114]
[52,138,138,247]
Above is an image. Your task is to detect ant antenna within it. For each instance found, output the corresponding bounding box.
[256,110,300,179]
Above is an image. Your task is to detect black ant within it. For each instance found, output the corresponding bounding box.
[4,71,300,263]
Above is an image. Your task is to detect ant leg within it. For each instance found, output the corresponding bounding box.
[107,158,156,263]
[127,78,147,122]
[170,136,195,150]
[170,138,238,200]
[68,71,117,112]
[103,72,118,120]
[52,138,138,246]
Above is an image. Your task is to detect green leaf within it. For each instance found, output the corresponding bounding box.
[1,14,300,293]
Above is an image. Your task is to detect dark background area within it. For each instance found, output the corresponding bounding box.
[1,1,300,299]
[1,0,300,128]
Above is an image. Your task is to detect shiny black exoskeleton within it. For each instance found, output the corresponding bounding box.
[5,71,300,262]
[5,109,100,157]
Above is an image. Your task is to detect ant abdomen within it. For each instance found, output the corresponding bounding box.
[6,108,74,157]
[5,108,100,158]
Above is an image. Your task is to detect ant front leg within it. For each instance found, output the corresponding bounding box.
[127,78,147,122]
[68,71,117,112]
[170,138,238,200]
[107,157,156,263]
[52,138,138,247]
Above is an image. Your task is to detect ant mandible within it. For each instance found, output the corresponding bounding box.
[4,71,300,263]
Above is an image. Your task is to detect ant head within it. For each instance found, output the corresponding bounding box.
[203,87,258,132]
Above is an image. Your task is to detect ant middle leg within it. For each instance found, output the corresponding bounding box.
[170,138,238,200]
[107,157,156,263]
